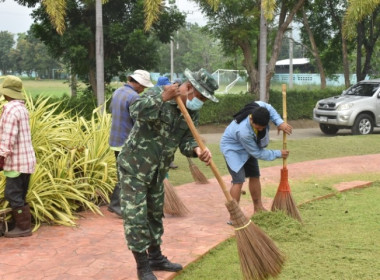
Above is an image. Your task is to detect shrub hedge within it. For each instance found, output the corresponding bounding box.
[200,87,344,124]
[36,87,344,124]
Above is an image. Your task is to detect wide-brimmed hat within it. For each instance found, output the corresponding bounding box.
[184,68,219,102]
[129,70,154,88]
[0,75,25,100]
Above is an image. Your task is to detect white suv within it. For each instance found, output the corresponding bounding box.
[313,79,380,135]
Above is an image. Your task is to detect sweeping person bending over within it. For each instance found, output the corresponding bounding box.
[117,68,219,280]
[220,101,292,222]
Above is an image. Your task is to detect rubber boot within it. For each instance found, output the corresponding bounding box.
[107,185,122,217]
[148,245,183,272]
[132,251,157,280]
[4,204,32,238]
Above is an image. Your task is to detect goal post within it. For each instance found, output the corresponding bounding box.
[212,69,249,94]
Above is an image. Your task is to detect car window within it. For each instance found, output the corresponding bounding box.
[343,83,380,97]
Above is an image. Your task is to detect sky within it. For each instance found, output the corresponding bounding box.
[0,0,206,35]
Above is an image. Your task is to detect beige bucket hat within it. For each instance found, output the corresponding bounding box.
[129,70,154,88]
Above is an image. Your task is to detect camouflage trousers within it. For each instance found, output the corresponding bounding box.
[119,171,164,253]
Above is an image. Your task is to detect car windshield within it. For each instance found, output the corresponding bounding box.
[343,83,380,97]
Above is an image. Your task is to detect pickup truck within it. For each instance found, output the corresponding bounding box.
[313,79,380,135]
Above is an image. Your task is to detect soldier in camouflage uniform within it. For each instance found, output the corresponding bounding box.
[117,68,219,280]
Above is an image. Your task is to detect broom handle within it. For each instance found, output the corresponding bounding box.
[175,96,234,202]
[282,84,287,168]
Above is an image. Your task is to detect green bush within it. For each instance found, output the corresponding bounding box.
[38,87,344,124]
[200,88,344,124]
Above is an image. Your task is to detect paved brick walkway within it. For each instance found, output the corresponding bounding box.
[1,154,379,280]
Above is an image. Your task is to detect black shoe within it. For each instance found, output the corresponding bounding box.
[107,205,122,217]
[149,255,183,272]
[132,251,157,280]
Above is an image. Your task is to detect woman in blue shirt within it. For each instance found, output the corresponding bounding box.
[220,101,292,223]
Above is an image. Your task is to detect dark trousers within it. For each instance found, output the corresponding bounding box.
[4,173,31,208]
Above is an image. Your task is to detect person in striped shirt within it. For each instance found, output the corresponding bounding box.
[0,75,36,238]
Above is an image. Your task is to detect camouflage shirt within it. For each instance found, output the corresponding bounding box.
[117,86,199,184]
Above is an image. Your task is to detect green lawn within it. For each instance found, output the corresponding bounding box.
[168,134,380,280]
[175,183,380,279]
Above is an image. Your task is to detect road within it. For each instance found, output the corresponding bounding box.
[201,127,380,144]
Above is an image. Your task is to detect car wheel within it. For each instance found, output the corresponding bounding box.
[352,114,374,135]
[319,124,339,135]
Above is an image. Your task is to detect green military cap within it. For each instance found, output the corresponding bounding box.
[184,68,219,103]
[0,75,25,100]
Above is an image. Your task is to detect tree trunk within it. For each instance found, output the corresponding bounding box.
[95,0,105,111]
[341,35,350,88]
[240,40,259,97]
[356,22,364,81]
[70,68,77,97]
[259,6,267,101]
[266,0,306,100]
[302,9,326,89]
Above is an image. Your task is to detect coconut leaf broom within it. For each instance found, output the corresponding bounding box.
[187,157,209,184]
[163,178,190,217]
[176,96,285,280]
[270,84,302,222]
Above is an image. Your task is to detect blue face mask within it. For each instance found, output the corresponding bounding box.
[186,91,204,111]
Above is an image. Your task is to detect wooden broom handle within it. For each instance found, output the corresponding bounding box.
[175,96,234,202]
[282,84,287,168]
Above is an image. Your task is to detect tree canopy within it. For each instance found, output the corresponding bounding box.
[24,0,185,93]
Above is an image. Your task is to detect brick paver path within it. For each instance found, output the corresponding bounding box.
[1,154,379,280]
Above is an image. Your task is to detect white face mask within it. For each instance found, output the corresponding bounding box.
[186,91,204,111]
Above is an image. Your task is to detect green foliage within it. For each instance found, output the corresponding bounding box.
[155,23,230,74]
[176,184,380,279]
[0,95,116,230]
[0,31,15,74]
[268,87,344,119]
[199,87,343,124]
[28,0,185,87]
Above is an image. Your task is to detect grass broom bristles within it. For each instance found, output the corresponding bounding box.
[163,178,190,217]
[271,168,302,222]
[187,157,209,184]
[226,200,285,280]
[175,96,285,280]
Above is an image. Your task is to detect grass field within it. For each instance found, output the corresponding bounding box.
[3,79,379,279]
[168,134,380,280]
[175,183,380,279]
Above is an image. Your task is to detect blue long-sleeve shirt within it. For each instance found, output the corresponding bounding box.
[220,101,284,172]
[109,84,140,150]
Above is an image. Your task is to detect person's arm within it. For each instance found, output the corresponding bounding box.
[130,85,179,121]
[239,133,282,161]
[256,101,292,135]
[0,109,18,157]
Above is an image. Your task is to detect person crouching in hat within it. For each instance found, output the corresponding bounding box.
[108,70,154,217]
[117,68,218,280]
[0,75,36,238]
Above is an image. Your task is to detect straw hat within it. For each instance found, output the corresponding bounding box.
[0,75,25,100]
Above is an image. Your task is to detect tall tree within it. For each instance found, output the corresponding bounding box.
[26,0,184,96]
[302,8,326,89]
[195,0,305,100]
[156,23,230,75]
[0,31,15,75]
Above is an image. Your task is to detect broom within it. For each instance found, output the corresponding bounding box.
[187,157,209,184]
[270,84,302,222]
[176,96,285,280]
[163,178,190,217]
